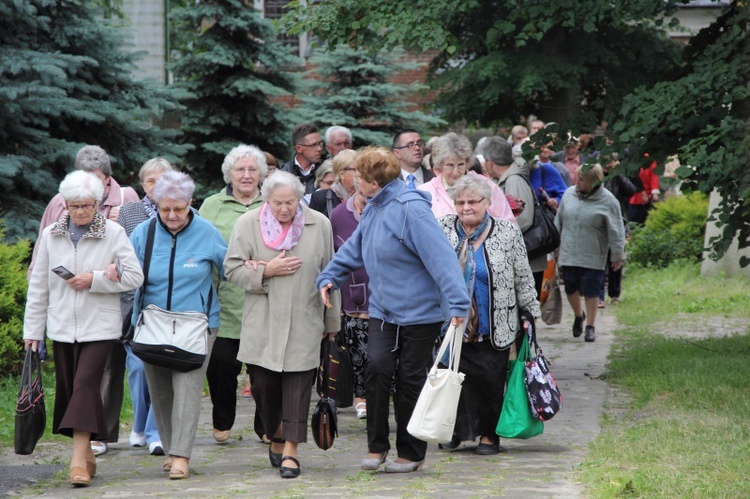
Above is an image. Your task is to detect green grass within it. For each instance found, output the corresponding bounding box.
[0,352,134,448]
[580,262,750,498]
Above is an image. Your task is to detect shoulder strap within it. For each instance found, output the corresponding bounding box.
[138,218,157,310]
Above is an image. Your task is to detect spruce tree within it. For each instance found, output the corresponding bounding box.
[297,45,445,147]
[170,0,298,195]
[0,0,186,242]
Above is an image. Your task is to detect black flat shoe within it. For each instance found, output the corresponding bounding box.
[279,456,300,479]
[475,442,500,455]
[438,435,461,450]
[269,437,285,468]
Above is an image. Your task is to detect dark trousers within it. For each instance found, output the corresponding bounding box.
[366,319,441,462]
[533,270,544,301]
[451,341,511,442]
[206,337,244,431]
[100,341,126,442]
[53,340,114,440]
[247,365,315,443]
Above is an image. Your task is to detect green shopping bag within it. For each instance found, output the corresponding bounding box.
[496,331,544,439]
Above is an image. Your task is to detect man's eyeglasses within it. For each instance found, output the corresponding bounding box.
[298,141,324,149]
[158,205,190,215]
[66,203,96,212]
[394,140,425,150]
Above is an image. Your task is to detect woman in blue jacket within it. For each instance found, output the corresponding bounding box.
[130,171,227,480]
[318,147,470,473]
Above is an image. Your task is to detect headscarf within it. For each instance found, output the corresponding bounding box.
[455,212,491,340]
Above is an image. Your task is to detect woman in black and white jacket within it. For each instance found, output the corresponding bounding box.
[438,174,540,455]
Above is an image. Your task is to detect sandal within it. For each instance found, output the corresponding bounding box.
[169,457,189,480]
[279,456,300,479]
[162,457,172,472]
[355,402,367,419]
[86,459,96,478]
[70,466,91,487]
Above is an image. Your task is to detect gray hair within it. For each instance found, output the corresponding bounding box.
[59,170,104,202]
[315,159,334,188]
[324,125,352,144]
[261,170,305,200]
[139,157,174,182]
[75,145,112,177]
[152,171,195,203]
[431,133,474,170]
[221,144,268,185]
[484,137,513,166]
[447,174,492,202]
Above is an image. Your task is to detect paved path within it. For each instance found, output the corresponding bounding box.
[1,300,616,498]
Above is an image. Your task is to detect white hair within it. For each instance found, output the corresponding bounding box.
[152,171,195,203]
[447,174,492,201]
[59,170,104,202]
[138,157,174,182]
[324,125,352,144]
[260,170,305,200]
[221,144,268,185]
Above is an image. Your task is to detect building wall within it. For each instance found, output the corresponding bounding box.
[701,191,750,277]
[122,0,166,83]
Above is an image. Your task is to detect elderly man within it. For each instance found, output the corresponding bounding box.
[325,125,353,158]
[29,144,139,458]
[392,129,434,189]
[281,123,323,195]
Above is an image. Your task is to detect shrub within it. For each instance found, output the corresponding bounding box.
[0,222,30,377]
[627,192,709,268]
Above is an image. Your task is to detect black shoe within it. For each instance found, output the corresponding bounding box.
[475,442,500,455]
[438,435,461,450]
[269,438,285,468]
[279,456,300,479]
[584,325,596,342]
[572,312,586,337]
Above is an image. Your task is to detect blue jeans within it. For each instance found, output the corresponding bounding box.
[124,344,159,444]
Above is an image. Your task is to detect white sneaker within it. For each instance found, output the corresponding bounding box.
[149,441,164,456]
[91,441,108,456]
[129,430,147,447]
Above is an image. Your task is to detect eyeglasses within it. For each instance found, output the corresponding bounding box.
[66,203,96,212]
[394,140,425,150]
[342,167,356,172]
[158,205,190,215]
[331,141,353,148]
[298,141,324,149]
[232,167,259,175]
[454,198,485,208]
[443,163,467,174]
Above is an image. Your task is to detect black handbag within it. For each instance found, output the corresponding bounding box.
[516,175,560,258]
[316,335,354,409]
[15,348,46,455]
[312,338,347,450]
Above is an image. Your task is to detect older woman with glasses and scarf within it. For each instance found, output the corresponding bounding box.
[437,174,540,455]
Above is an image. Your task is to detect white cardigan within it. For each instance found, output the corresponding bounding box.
[439,215,541,349]
[24,213,143,343]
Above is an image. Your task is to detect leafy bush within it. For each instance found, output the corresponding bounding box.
[627,192,709,268]
[0,223,30,377]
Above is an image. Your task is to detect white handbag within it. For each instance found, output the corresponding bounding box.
[407,322,466,443]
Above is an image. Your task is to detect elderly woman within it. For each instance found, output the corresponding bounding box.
[438,175,540,454]
[309,149,358,218]
[329,180,371,419]
[224,171,341,479]
[555,164,626,342]
[419,133,515,222]
[302,159,334,206]
[264,151,280,177]
[116,157,173,455]
[199,145,266,444]
[23,170,144,487]
[30,145,140,456]
[317,147,470,474]
[129,171,227,480]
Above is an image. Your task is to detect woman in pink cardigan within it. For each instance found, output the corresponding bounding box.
[419,133,516,222]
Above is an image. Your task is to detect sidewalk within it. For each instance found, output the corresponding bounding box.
[1,300,616,498]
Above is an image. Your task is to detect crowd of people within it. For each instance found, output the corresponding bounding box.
[22,119,659,486]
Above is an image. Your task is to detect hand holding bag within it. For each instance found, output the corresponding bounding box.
[15,348,46,455]
[523,312,563,420]
[496,318,544,439]
[407,322,466,444]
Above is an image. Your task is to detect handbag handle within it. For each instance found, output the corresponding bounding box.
[520,309,542,357]
[18,348,42,401]
[433,322,467,373]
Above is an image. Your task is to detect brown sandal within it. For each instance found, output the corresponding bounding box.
[169,458,189,480]
[86,459,97,478]
[70,466,91,487]
[162,457,173,472]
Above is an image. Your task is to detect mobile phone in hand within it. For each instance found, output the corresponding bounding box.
[116,260,123,279]
[52,265,75,280]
